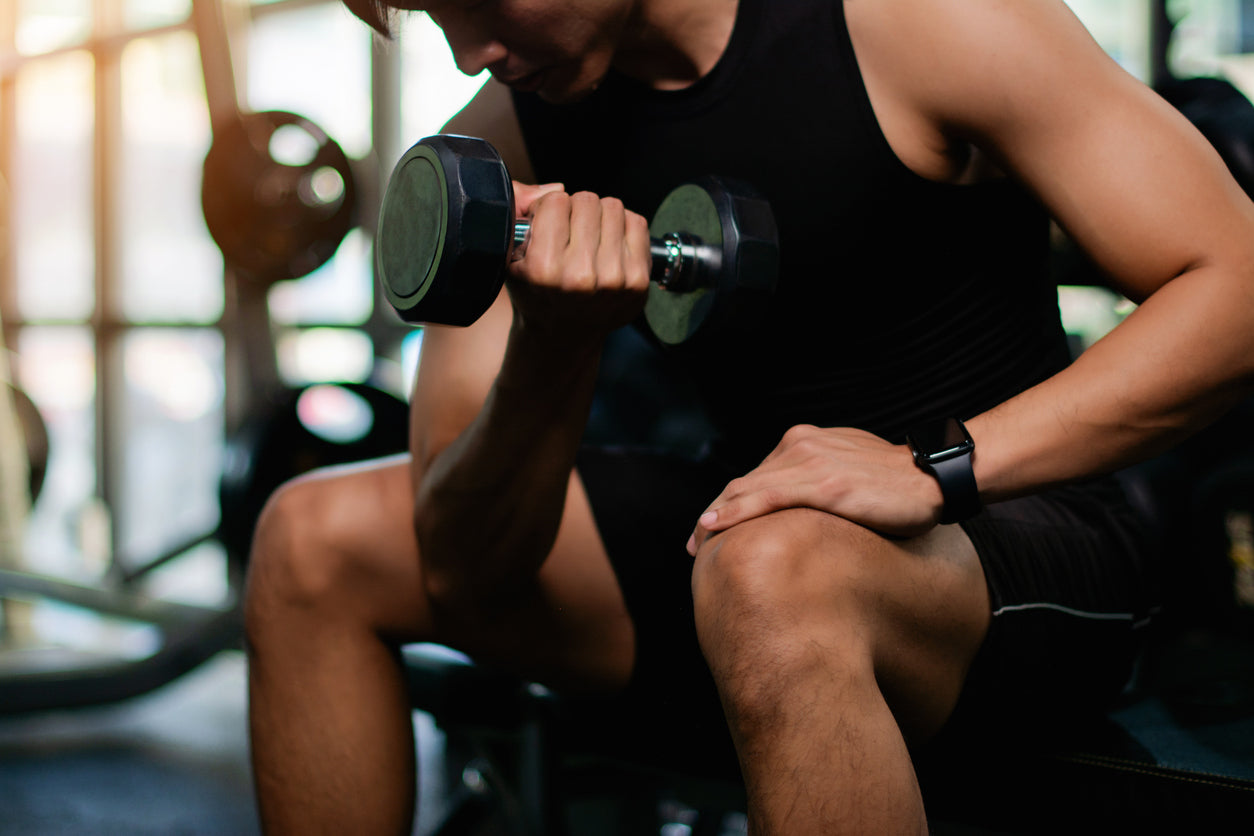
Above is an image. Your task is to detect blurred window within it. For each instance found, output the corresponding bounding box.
[119,31,221,323]
[400,13,489,142]
[1066,0,1153,78]
[14,327,98,578]
[118,328,223,564]
[0,0,484,595]
[15,1,92,55]
[247,2,373,158]
[13,51,95,322]
[126,1,193,31]
[1170,0,1254,95]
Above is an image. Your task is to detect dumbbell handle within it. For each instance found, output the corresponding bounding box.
[511,219,714,293]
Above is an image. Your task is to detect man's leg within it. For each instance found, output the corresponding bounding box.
[691,508,990,835]
[244,455,634,835]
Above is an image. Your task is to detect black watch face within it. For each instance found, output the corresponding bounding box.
[910,418,973,459]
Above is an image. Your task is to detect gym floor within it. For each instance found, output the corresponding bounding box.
[0,650,453,836]
[9,639,1248,833]
[0,648,970,835]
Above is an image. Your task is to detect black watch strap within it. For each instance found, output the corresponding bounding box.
[926,453,981,524]
[907,418,981,525]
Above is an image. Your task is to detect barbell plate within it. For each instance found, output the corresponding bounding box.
[201,110,357,284]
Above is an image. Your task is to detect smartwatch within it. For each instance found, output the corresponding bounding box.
[906,417,981,524]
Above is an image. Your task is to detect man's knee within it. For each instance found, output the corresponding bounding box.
[691,509,880,655]
[691,510,883,720]
[245,473,369,626]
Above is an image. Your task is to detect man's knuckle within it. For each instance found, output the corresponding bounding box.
[537,191,570,213]
[783,424,816,444]
[759,486,785,508]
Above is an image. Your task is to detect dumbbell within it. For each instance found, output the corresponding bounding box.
[374,134,778,345]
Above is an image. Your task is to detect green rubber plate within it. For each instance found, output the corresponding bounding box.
[376,144,448,310]
[645,184,723,345]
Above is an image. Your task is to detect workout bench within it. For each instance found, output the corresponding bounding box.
[403,632,1254,835]
[403,643,747,836]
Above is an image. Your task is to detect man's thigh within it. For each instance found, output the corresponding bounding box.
[574,446,745,770]
[272,454,637,694]
[952,477,1160,731]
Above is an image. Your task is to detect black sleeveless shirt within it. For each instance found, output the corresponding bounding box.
[513,0,1070,468]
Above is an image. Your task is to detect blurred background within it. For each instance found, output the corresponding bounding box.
[0,0,487,613]
[0,1,1253,834]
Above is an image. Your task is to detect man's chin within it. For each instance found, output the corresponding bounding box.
[523,67,603,105]
[536,81,599,105]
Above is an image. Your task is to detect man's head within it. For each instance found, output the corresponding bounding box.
[340,0,636,104]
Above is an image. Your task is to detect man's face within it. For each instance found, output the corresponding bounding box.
[387,0,633,103]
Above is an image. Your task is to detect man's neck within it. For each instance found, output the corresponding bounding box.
[614,0,739,91]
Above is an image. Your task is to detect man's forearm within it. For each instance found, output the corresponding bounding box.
[414,325,604,603]
[969,265,1254,502]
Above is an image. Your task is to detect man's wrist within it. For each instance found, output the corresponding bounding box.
[499,319,604,385]
[906,417,981,524]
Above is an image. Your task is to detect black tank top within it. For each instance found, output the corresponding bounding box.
[513,0,1069,468]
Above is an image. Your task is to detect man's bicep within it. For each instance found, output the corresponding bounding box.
[929,0,1254,300]
[979,61,1250,300]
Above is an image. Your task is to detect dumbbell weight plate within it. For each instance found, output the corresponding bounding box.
[376,144,448,306]
[645,184,721,345]
[646,177,778,346]
[376,136,514,326]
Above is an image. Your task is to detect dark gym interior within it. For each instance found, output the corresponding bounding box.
[3,1,1254,834]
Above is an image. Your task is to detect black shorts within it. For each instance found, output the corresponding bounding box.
[575,445,1162,771]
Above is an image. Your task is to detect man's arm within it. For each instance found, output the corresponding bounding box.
[407,78,541,497]
[866,0,1254,500]
[406,81,649,610]
[692,0,1254,546]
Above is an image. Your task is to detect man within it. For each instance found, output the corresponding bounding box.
[244,0,1254,832]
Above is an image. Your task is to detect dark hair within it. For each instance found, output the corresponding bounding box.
[342,0,396,38]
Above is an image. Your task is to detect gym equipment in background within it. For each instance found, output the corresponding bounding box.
[0,0,405,715]
[202,109,357,285]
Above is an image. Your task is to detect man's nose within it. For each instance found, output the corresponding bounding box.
[440,17,508,77]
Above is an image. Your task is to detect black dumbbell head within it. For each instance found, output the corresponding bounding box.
[376,135,514,325]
